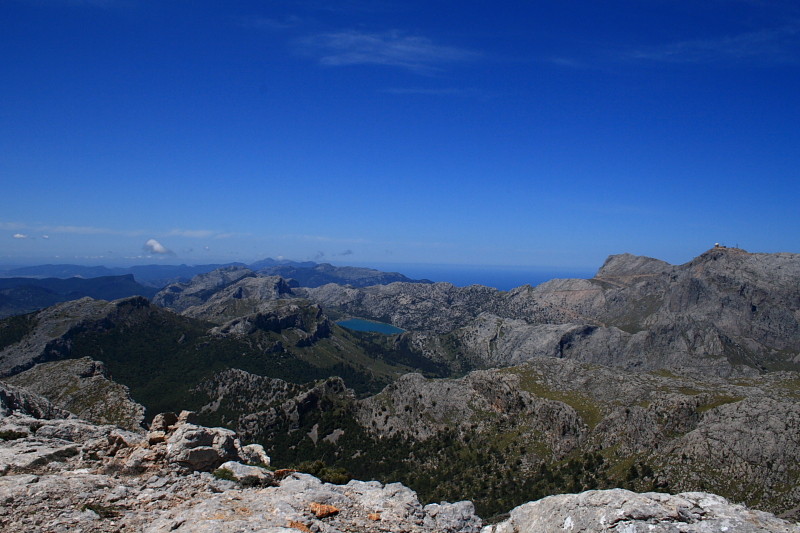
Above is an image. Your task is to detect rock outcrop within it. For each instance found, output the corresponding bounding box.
[1,388,797,532]
[302,281,502,333]
[5,357,145,430]
[0,297,118,377]
[485,489,799,532]
[152,267,266,313]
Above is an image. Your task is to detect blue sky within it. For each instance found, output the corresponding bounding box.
[2,0,799,270]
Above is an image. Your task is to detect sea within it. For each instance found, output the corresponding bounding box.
[365,263,595,291]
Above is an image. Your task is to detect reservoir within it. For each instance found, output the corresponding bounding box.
[337,318,405,335]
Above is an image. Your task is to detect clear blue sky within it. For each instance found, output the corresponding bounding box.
[2,0,799,270]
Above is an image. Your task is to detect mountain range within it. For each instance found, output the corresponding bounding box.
[0,259,430,318]
[0,258,430,289]
[1,246,798,525]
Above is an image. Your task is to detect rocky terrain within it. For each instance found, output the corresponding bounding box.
[1,247,799,527]
[5,357,145,431]
[150,247,800,378]
[304,247,800,377]
[190,357,800,519]
[2,383,797,532]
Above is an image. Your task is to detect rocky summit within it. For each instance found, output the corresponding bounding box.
[1,384,797,533]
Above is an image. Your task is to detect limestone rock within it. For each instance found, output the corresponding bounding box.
[216,460,274,486]
[0,297,117,377]
[483,489,800,532]
[152,266,258,312]
[165,419,241,472]
[145,473,482,533]
[0,380,69,419]
[1,403,797,533]
[239,443,270,466]
[5,357,145,430]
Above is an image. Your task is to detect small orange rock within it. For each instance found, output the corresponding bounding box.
[273,468,298,481]
[309,502,340,518]
[368,512,381,521]
[287,520,311,532]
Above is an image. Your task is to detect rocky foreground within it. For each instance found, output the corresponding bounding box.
[2,383,798,533]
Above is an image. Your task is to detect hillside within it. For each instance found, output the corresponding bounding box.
[185,357,800,518]
[0,295,447,419]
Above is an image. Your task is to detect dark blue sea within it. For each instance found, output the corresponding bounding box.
[365,263,595,291]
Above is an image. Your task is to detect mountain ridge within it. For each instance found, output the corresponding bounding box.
[1,247,799,523]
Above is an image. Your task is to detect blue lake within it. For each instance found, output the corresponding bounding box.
[337,319,405,335]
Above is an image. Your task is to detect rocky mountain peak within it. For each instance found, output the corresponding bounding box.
[595,253,673,278]
[153,267,258,312]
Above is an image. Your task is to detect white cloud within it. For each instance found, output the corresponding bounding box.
[143,238,174,255]
[12,233,29,239]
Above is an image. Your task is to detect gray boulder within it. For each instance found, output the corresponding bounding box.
[483,489,800,532]
[165,421,240,471]
[216,460,273,486]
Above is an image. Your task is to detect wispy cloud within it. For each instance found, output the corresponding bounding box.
[167,229,216,238]
[281,234,370,244]
[4,221,246,242]
[12,233,29,239]
[544,56,594,69]
[240,15,304,31]
[15,0,128,7]
[383,87,486,97]
[166,228,246,240]
[1,221,27,231]
[46,224,141,236]
[298,30,478,72]
[627,25,800,65]
[4,221,143,237]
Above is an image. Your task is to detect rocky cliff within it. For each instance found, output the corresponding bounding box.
[1,385,797,532]
[5,357,144,430]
